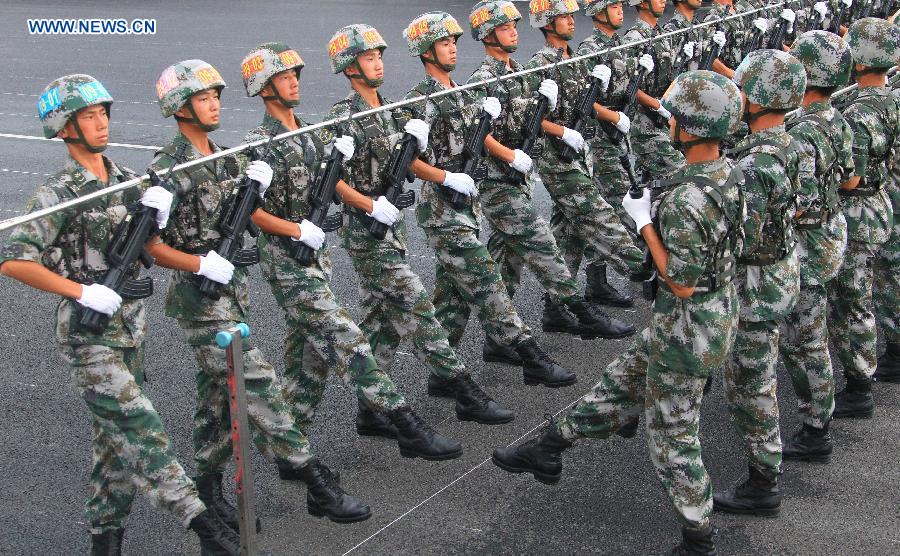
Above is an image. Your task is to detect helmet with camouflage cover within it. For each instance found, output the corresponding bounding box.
[662,70,743,141]
[583,0,623,16]
[847,17,900,69]
[529,0,580,29]
[155,60,225,131]
[38,74,113,153]
[733,49,806,110]
[241,42,305,106]
[470,0,522,51]
[789,31,852,88]
[405,12,464,59]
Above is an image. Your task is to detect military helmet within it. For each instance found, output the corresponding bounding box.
[241,42,305,98]
[327,24,388,75]
[733,49,807,109]
[847,17,900,68]
[38,74,113,139]
[469,0,522,41]
[155,60,225,118]
[583,0,624,16]
[529,0,580,28]
[662,70,743,139]
[405,12,464,57]
[789,31,852,88]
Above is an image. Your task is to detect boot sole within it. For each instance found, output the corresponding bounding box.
[523,374,578,388]
[832,409,874,419]
[308,503,372,524]
[713,504,780,517]
[491,455,560,485]
[356,426,398,440]
[543,324,635,341]
[586,297,634,309]
[457,411,516,425]
[399,446,464,461]
[783,452,831,463]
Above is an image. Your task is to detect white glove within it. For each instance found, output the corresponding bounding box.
[639,53,655,73]
[292,219,325,250]
[840,0,852,7]
[77,283,122,316]
[561,127,585,153]
[367,195,400,225]
[195,250,234,285]
[246,160,273,199]
[753,18,768,33]
[591,64,612,92]
[682,41,696,59]
[780,8,796,24]
[656,103,672,121]
[140,185,174,230]
[713,31,727,48]
[333,136,355,159]
[615,112,631,134]
[622,188,652,233]
[482,97,502,120]
[813,2,828,18]
[509,149,533,174]
[538,79,559,112]
[443,171,477,197]
[404,119,430,152]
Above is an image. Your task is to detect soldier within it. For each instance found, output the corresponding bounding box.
[399,13,567,400]
[702,0,747,79]
[664,0,728,78]
[145,59,372,524]
[779,30,854,461]
[712,49,805,517]
[0,75,238,554]
[522,0,645,337]
[492,70,745,556]
[829,18,900,414]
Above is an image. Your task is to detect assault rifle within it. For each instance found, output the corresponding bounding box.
[446,80,496,209]
[368,127,418,240]
[699,26,723,71]
[600,53,649,145]
[557,56,607,162]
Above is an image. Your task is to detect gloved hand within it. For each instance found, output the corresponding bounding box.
[615,112,631,134]
[813,2,828,18]
[482,97,502,120]
[443,171,477,197]
[780,8,796,24]
[77,283,122,316]
[292,219,325,250]
[840,0,852,7]
[368,195,400,225]
[561,127,585,152]
[639,53,655,73]
[246,160,273,199]
[753,18,768,33]
[656,103,672,121]
[682,41,696,59]
[591,64,612,91]
[195,250,234,285]
[509,149,533,174]
[713,31,727,47]
[140,185,174,230]
[538,79,559,111]
[404,119,430,152]
[332,136,355,159]
[622,188,652,233]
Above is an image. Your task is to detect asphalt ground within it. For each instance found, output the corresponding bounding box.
[0,1,897,555]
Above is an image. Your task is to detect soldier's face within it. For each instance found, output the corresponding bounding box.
[356,49,384,82]
[649,0,667,15]
[270,69,300,103]
[62,105,109,147]
[494,22,519,47]
[433,37,458,68]
[607,4,625,26]
[186,89,221,127]
[550,14,576,39]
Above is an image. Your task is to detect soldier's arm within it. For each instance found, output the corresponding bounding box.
[712,59,735,79]
[411,159,448,183]
[145,236,201,273]
[737,164,769,252]
[640,225,696,298]
[336,180,374,213]
[0,260,83,299]
[841,110,871,190]
[790,128,819,215]
[637,90,662,110]
[484,134,516,163]
[250,208,301,238]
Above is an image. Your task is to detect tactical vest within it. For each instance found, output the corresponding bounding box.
[264,127,321,223]
[841,94,898,198]
[337,99,408,199]
[786,113,842,229]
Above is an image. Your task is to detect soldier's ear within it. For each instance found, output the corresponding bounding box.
[57,121,73,140]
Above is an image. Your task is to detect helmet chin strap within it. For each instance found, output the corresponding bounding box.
[593,10,622,30]
[672,119,711,150]
[422,45,457,72]
[174,102,220,132]
[261,70,301,108]
[62,105,110,153]
[346,59,384,88]
[742,105,773,124]
[483,30,519,53]
[638,1,665,18]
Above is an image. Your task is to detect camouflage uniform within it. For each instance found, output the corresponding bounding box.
[876,71,900,347]
[0,156,205,533]
[703,1,747,70]
[663,8,706,77]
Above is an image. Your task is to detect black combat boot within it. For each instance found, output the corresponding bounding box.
[782,422,832,463]
[491,417,572,484]
[585,262,634,308]
[355,399,398,439]
[833,375,874,419]
[188,508,241,556]
[427,373,515,424]
[388,406,463,460]
[669,525,717,555]
[91,527,124,556]
[874,342,900,383]
[277,459,339,483]
[541,293,583,336]
[616,417,639,438]
[515,337,577,387]
[289,459,372,523]
[482,335,523,365]
[713,465,782,516]
[195,473,240,532]
[566,298,636,339]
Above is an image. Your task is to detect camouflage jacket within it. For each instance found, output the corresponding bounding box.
[651,156,742,377]
[148,133,250,322]
[663,11,706,77]
[244,112,334,307]
[841,86,898,245]
[703,1,748,69]
[404,74,483,231]
[323,90,410,253]
[623,18,677,99]
[577,29,630,160]
[787,100,853,285]
[732,125,801,322]
[0,156,145,347]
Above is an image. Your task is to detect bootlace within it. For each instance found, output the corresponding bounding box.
[458,375,494,405]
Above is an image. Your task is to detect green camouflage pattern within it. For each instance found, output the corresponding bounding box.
[663,10,706,77]
[875,82,900,344]
[528,0,580,28]
[241,42,305,97]
[469,0,523,41]
[790,30,852,88]
[661,70,744,139]
[327,24,388,74]
[702,1,748,70]
[847,17,900,68]
[733,49,807,110]
[829,241,882,380]
[583,0,624,16]
[38,74,113,138]
[0,156,144,347]
[155,60,225,118]
[404,11,464,57]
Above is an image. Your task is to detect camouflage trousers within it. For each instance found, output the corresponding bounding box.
[632,111,686,180]
[267,272,407,433]
[828,240,881,380]
[542,169,643,278]
[344,241,467,380]
[478,177,580,302]
[177,319,312,475]
[875,184,900,344]
[60,344,205,533]
[422,221,531,348]
[726,318,783,474]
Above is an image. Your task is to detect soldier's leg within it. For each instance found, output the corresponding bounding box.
[549,202,585,277]
[433,261,472,348]
[874,256,900,345]
[281,323,328,433]
[828,240,880,381]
